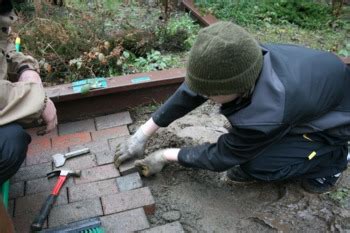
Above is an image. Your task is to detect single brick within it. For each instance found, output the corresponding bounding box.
[9,181,24,199]
[12,214,47,233]
[140,221,185,233]
[52,132,91,149]
[116,172,143,192]
[48,198,103,228]
[95,150,114,165]
[58,153,97,170]
[74,164,120,185]
[108,136,129,152]
[119,159,138,176]
[68,178,118,203]
[26,176,74,195]
[26,148,68,166]
[101,208,149,233]
[58,119,96,136]
[26,126,58,140]
[27,137,51,157]
[101,187,155,215]
[91,125,129,141]
[95,112,132,130]
[11,162,52,183]
[69,140,109,155]
[15,191,68,216]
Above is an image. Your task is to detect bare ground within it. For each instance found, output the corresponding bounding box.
[129,102,350,233]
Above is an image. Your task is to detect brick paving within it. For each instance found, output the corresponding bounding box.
[8,111,185,232]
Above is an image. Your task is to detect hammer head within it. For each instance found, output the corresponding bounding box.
[47,169,81,178]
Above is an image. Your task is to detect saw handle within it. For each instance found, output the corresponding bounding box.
[64,148,90,159]
[31,194,57,231]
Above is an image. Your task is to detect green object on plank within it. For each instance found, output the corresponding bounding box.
[72,78,107,94]
[0,180,10,209]
[131,76,151,84]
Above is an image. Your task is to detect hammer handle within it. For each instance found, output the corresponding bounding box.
[31,194,57,231]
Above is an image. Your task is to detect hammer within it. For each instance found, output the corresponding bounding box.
[31,169,81,231]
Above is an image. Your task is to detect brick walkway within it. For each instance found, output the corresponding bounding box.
[8,111,184,233]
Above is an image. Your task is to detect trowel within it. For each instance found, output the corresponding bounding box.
[53,148,90,168]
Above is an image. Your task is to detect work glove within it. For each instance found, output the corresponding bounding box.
[134,149,170,177]
[19,70,58,135]
[114,128,149,168]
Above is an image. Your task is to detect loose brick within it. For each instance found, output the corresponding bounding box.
[101,187,155,215]
[12,214,47,233]
[58,153,97,170]
[116,172,143,192]
[108,136,129,152]
[26,126,58,140]
[101,208,149,233]
[95,150,114,165]
[140,221,185,233]
[119,159,138,176]
[74,164,120,185]
[11,162,52,183]
[27,148,68,166]
[95,112,132,130]
[27,137,51,157]
[91,125,129,141]
[15,191,68,216]
[52,132,91,149]
[9,182,24,199]
[69,140,109,155]
[58,119,96,136]
[48,198,103,228]
[68,178,118,203]
[26,176,74,195]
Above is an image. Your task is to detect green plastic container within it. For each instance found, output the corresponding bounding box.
[0,180,10,209]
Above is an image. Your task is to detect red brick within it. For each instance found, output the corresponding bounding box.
[119,159,138,176]
[74,164,120,185]
[101,187,155,215]
[12,214,47,233]
[116,172,143,192]
[48,198,103,228]
[69,140,109,155]
[91,125,129,141]
[26,126,58,139]
[11,162,52,183]
[26,148,68,166]
[15,191,68,216]
[9,181,24,199]
[140,221,185,233]
[108,136,129,152]
[101,208,149,233]
[26,176,74,195]
[57,153,97,170]
[27,137,51,157]
[95,112,133,130]
[58,119,96,136]
[95,150,114,165]
[68,178,118,203]
[52,132,91,149]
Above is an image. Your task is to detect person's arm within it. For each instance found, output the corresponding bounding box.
[151,82,207,128]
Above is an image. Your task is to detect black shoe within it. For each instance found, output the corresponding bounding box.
[226,166,255,183]
[301,173,342,194]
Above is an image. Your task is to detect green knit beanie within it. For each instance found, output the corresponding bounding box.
[185,21,263,96]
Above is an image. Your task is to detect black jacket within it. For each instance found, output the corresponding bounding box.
[152,44,350,171]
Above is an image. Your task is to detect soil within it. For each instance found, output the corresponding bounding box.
[129,102,350,233]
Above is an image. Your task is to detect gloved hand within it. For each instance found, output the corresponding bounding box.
[134,149,170,177]
[114,128,149,168]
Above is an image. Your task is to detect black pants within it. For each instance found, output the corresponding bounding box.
[241,135,348,181]
[0,123,31,185]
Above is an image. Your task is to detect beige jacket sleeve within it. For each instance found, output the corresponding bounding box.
[0,9,45,126]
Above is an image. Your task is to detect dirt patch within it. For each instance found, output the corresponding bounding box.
[129,102,350,233]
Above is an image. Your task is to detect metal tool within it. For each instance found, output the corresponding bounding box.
[53,148,90,168]
[31,169,81,231]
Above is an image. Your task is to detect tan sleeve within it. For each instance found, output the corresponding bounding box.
[5,42,40,81]
[0,79,46,126]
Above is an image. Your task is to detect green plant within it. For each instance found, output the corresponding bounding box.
[328,187,350,206]
[338,43,350,57]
